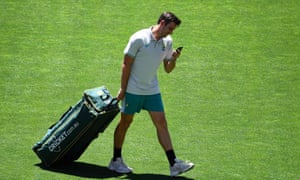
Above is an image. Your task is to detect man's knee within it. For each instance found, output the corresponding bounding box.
[119,113,134,128]
[150,112,168,129]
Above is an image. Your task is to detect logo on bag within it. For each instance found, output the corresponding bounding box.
[48,136,62,152]
[47,122,80,152]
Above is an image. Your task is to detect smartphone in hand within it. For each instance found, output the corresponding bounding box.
[176,47,183,53]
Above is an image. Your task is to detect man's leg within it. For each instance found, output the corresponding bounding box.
[149,111,194,177]
[148,111,173,151]
[114,113,134,151]
[149,111,177,166]
[108,113,134,173]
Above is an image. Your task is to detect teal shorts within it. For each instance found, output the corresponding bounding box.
[121,93,164,114]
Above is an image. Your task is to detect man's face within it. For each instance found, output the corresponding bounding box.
[160,21,177,37]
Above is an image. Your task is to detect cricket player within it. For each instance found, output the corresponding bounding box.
[108,12,194,177]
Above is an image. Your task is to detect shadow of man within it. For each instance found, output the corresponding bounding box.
[36,161,194,179]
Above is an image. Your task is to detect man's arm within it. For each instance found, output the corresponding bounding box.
[164,50,180,73]
[117,54,134,100]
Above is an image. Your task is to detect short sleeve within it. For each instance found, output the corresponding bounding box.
[124,34,144,58]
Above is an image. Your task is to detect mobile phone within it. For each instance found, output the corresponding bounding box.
[176,46,183,53]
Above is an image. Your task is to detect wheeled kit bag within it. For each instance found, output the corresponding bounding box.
[32,86,119,167]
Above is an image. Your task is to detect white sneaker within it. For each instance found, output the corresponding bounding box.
[170,159,194,177]
[108,157,133,174]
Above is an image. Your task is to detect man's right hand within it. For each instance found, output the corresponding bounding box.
[117,88,126,101]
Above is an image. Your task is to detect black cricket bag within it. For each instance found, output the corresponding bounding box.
[32,86,119,167]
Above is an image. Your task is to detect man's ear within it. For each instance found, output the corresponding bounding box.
[159,19,165,26]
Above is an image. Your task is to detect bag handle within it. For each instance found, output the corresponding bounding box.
[84,94,118,113]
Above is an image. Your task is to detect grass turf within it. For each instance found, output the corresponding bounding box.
[0,0,299,179]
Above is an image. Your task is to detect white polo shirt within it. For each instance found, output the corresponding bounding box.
[124,27,173,95]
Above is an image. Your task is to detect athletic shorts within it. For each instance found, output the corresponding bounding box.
[121,93,164,114]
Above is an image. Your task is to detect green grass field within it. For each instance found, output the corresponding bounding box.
[1,0,299,179]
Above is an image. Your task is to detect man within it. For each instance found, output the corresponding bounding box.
[108,12,194,177]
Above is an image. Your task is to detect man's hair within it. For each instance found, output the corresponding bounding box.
[157,12,181,26]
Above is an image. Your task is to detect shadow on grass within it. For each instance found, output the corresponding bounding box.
[35,161,194,179]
